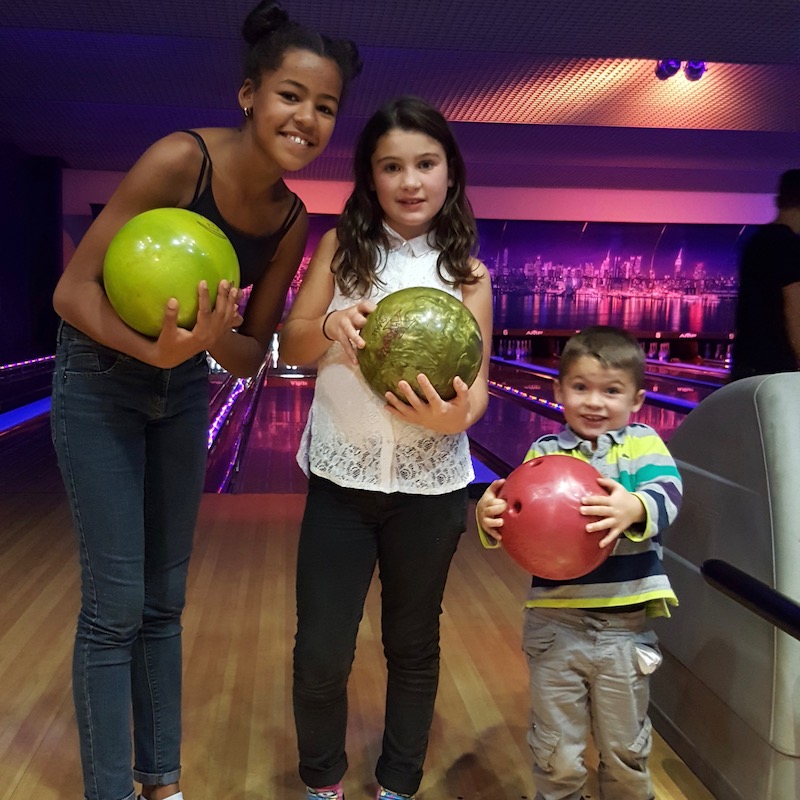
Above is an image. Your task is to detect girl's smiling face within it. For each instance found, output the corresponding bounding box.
[240,48,343,172]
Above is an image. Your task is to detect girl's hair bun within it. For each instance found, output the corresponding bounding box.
[242,1,290,47]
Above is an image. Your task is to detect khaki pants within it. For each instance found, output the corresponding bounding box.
[523,606,660,800]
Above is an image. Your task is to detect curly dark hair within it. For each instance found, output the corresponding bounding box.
[333,96,479,297]
[241,1,362,96]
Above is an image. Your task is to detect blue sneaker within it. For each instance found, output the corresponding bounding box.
[306,786,344,800]
[377,789,415,800]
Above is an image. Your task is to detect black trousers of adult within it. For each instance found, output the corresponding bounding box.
[293,473,467,796]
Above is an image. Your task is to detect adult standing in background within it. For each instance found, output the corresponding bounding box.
[730,169,800,381]
[50,3,361,799]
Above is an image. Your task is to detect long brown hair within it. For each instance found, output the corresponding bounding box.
[334,96,478,297]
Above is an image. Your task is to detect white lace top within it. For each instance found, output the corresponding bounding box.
[296,225,475,495]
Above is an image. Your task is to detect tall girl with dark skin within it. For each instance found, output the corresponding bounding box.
[51,4,360,800]
[281,96,493,800]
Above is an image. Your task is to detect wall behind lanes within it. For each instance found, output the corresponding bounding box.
[62,169,776,270]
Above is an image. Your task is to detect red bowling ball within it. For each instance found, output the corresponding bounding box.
[498,455,611,580]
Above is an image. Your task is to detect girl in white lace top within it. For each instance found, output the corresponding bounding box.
[280,96,492,800]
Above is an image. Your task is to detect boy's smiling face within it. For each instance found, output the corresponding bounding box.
[554,355,645,444]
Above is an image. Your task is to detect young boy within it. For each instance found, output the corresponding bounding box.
[477,325,682,800]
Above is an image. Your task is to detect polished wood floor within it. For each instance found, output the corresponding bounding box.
[0,414,716,800]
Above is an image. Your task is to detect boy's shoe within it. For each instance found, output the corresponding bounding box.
[377,789,415,799]
[306,785,344,800]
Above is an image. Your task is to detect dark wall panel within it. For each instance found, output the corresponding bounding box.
[0,146,62,362]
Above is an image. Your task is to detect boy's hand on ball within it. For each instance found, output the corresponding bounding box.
[580,477,647,547]
[476,479,507,542]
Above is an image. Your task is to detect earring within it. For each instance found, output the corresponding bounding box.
[243,107,253,119]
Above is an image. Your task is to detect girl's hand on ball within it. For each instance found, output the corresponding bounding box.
[213,279,244,328]
[152,280,241,367]
[159,297,181,334]
[325,300,376,364]
[153,299,197,367]
[385,374,472,434]
[194,280,242,338]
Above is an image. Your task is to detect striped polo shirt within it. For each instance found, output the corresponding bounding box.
[483,423,683,617]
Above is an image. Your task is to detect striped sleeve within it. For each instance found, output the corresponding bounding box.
[621,424,683,540]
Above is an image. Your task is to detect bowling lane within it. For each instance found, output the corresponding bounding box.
[217,358,541,492]
[229,374,314,493]
[1,354,690,499]
[489,360,689,442]
[223,370,505,493]
[493,356,718,408]
[220,354,691,494]
[643,358,728,386]
[0,356,55,414]
[468,392,563,473]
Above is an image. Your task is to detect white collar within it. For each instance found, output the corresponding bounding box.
[383,223,437,257]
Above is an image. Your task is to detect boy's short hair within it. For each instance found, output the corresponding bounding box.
[776,169,800,210]
[559,326,645,390]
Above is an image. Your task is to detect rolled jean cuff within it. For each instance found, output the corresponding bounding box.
[133,767,181,786]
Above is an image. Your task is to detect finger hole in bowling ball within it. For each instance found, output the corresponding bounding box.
[498,455,611,579]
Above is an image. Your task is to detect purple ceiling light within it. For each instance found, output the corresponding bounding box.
[655,60,707,81]
[684,60,708,81]
[655,59,681,80]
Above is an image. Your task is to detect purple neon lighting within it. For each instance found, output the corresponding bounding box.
[0,355,55,371]
[207,377,248,449]
[654,59,707,81]
[489,379,563,411]
[210,375,262,492]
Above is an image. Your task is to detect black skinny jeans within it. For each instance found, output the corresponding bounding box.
[293,473,467,795]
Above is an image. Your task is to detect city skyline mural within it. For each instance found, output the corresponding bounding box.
[290,215,751,337]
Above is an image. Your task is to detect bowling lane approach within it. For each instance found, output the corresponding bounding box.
[2,344,708,496]
[210,349,701,493]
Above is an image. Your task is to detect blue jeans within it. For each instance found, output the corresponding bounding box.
[51,323,209,800]
[293,474,467,796]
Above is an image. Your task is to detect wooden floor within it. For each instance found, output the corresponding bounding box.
[0,480,718,799]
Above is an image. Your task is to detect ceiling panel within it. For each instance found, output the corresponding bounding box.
[1,0,799,192]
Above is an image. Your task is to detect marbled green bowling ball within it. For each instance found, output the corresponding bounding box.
[357,286,483,402]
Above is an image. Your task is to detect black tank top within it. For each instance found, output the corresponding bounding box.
[182,130,304,289]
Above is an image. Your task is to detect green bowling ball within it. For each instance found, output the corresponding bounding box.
[103,208,240,337]
[357,286,483,402]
